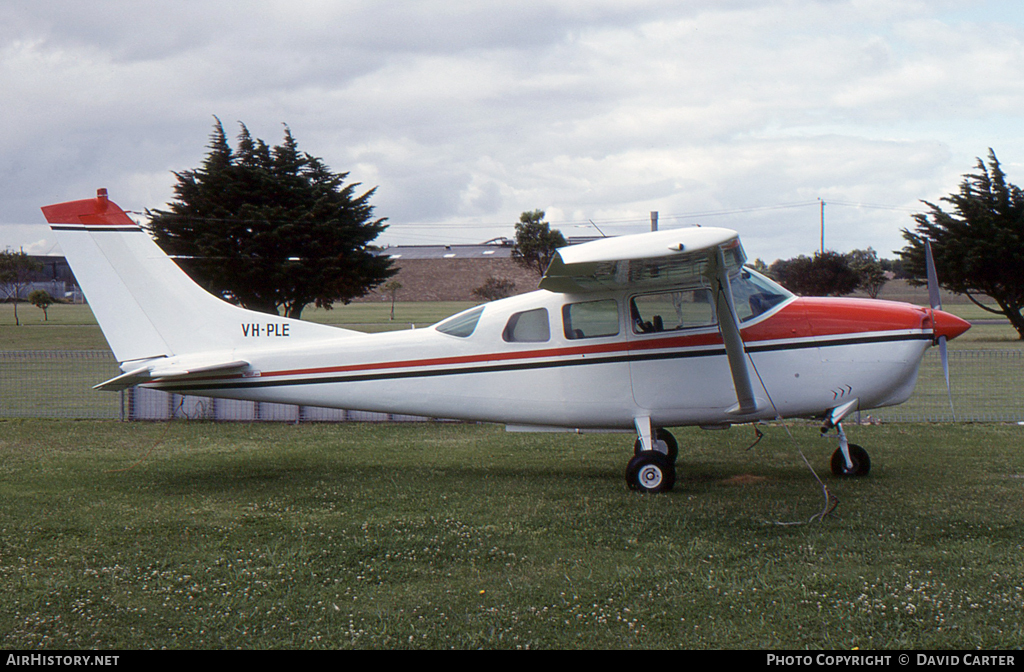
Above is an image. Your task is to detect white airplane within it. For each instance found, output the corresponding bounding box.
[42,189,970,493]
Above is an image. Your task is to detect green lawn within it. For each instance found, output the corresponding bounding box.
[0,304,110,351]
[1,420,1022,649]
[3,295,1022,649]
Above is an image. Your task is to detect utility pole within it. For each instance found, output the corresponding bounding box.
[651,211,658,232]
[819,198,825,253]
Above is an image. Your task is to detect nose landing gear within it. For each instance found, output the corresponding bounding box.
[826,421,871,478]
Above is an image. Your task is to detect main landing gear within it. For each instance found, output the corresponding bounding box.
[826,422,871,478]
[624,417,872,491]
[626,422,679,493]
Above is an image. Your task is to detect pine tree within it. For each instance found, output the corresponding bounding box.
[148,119,395,319]
[901,149,1024,339]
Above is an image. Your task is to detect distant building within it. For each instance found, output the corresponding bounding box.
[7,243,547,305]
[0,255,83,302]
[367,239,541,301]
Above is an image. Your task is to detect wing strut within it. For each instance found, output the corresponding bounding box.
[706,247,760,415]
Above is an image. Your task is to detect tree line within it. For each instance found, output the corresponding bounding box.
[509,152,1022,339]
[759,150,1022,339]
[12,119,1019,339]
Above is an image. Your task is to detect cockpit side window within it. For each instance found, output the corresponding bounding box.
[503,308,550,343]
[435,306,485,338]
[562,299,619,339]
[631,289,715,334]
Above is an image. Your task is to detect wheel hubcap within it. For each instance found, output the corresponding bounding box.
[639,465,664,489]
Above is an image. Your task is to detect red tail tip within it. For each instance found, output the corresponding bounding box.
[97,188,108,201]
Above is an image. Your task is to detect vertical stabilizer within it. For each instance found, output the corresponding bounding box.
[42,190,354,364]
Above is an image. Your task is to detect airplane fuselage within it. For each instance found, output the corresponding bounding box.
[145,288,945,430]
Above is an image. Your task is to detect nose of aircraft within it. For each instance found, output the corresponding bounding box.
[932,309,971,342]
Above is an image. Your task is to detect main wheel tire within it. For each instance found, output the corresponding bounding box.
[633,428,679,462]
[830,443,870,477]
[626,452,676,493]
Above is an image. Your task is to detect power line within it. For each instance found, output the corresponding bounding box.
[135,198,921,246]
[659,201,823,221]
[825,200,920,212]
[386,201,825,232]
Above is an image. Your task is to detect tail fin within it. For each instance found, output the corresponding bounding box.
[42,189,355,364]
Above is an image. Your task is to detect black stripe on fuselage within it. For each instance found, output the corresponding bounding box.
[50,225,143,233]
[156,331,932,393]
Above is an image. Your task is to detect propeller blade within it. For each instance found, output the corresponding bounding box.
[925,240,956,419]
[924,239,941,311]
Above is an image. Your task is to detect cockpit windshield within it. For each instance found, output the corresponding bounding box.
[731,268,793,322]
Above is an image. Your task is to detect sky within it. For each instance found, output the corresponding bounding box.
[3,0,1024,263]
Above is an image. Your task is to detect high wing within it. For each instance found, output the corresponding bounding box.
[541,227,761,415]
[539,227,745,294]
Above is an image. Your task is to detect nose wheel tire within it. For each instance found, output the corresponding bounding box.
[626,452,676,493]
[830,443,870,477]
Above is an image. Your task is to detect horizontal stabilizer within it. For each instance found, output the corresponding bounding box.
[94,359,250,391]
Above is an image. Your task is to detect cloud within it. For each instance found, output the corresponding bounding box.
[2,0,1023,262]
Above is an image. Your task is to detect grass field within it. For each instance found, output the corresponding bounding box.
[1,420,1022,649]
[2,293,1023,649]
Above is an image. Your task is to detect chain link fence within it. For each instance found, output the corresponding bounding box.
[2,349,1022,423]
[0,351,432,423]
[1,351,122,419]
[869,349,1024,423]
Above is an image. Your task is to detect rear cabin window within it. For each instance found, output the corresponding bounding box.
[631,289,716,334]
[435,306,484,338]
[503,308,550,343]
[562,299,619,340]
